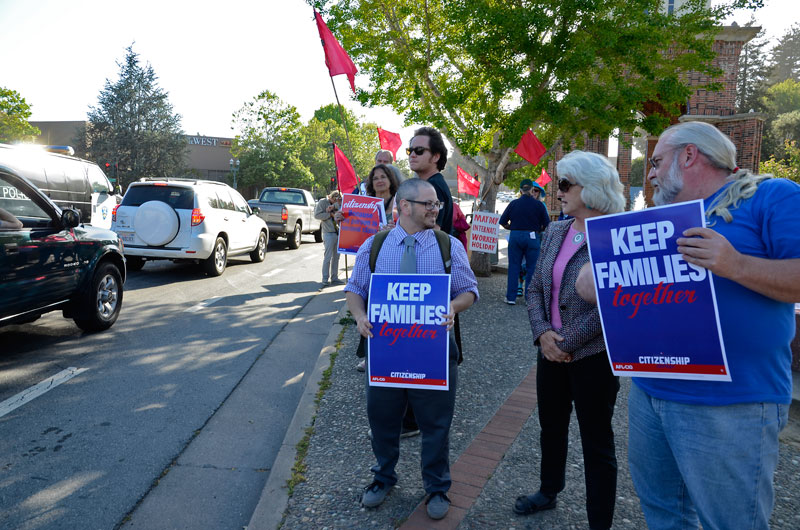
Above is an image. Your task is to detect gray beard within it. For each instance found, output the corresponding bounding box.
[653,157,684,206]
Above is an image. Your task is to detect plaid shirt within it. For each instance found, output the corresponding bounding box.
[344,225,479,302]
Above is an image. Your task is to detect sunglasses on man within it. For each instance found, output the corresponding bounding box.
[406,146,431,156]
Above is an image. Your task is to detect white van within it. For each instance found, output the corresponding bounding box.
[0,144,117,229]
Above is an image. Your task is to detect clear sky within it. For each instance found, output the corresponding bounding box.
[1,0,797,154]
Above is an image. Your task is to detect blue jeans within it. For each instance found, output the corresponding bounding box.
[506,230,539,302]
[628,383,788,530]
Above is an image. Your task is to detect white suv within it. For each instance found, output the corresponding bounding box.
[112,179,268,276]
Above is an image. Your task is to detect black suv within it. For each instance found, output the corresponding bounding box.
[0,169,125,332]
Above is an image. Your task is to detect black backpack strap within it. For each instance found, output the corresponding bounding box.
[432,229,451,273]
[369,230,391,273]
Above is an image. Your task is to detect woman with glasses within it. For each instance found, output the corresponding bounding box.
[514,150,625,530]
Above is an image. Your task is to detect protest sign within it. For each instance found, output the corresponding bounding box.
[367,273,451,390]
[337,194,386,255]
[585,200,730,381]
[469,211,501,253]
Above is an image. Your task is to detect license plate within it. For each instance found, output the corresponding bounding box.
[118,232,134,243]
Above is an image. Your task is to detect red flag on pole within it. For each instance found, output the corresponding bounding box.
[377,127,402,159]
[456,166,481,197]
[536,168,552,187]
[514,129,547,166]
[333,143,359,193]
[314,11,358,93]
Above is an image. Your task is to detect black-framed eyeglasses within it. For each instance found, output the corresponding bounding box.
[405,199,442,211]
[558,179,575,192]
[648,147,680,171]
[406,146,431,156]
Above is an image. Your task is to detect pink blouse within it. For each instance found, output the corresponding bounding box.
[549,225,584,330]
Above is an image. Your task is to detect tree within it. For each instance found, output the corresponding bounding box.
[736,19,771,113]
[310,0,757,274]
[760,140,800,183]
[761,79,800,160]
[82,46,187,189]
[769,23,800,85]
[630,157,645,187]
[231,90,313,191]
[0,87,40,143]
[299,104,384,193]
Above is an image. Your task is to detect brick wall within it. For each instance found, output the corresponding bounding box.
[686,39,743,117]
[617,132,633,210]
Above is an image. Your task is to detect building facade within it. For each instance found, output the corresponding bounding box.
[28,121,235,184]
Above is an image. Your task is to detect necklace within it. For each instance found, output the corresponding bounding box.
[572,232,584,244]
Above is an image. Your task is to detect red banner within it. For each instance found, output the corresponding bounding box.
[314,10,358,93]
[456,165,480,197]
[377,127,402,159]
[333,144,359,194]
[514,129,546,166]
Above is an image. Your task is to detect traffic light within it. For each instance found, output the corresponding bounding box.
[330,176,336,185]
[105,162,111,172]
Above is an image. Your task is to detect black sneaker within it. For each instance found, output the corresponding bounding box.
[426,491,450,519]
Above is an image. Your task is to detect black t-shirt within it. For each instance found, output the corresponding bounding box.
[425,172,453,235]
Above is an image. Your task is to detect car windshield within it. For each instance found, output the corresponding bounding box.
[122,186,195,209]
[259,190,305,204]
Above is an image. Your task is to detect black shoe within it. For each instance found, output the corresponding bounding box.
[513,491,557,515]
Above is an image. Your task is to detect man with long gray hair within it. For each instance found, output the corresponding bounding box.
[628,120,800,529]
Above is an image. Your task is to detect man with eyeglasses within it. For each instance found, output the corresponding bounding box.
[407,127,454,236]
[345,178,478,520]
[499,178,550,304]
[623,121,800,530]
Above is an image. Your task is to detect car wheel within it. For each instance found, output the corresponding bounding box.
[203,237,227,276]
[313,229,323,243]
[288,223,302,249]
[250,231,267,263]
[73,262,123,332]
[126,256,145,272]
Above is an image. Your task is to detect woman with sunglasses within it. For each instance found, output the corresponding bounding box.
[515,150,625,530]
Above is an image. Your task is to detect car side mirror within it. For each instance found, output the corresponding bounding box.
[62,208,81,229]
[251,206,260,214]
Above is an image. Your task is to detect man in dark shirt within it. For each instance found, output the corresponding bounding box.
[499,178,550,304]
[407,127,453,235]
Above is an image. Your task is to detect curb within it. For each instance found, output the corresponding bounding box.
[247,303,349,530]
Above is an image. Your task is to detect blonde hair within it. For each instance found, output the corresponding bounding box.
[704,170,772,225]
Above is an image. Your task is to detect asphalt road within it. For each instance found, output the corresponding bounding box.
[0,233,344,530]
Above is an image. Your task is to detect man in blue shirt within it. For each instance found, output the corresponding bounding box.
[499,178,550,304]
[628,121,800,530]
[345,178,478,521]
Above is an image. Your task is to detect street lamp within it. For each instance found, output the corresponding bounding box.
[229,158,240,189]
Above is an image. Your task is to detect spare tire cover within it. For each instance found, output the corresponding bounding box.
[134,200,180,246]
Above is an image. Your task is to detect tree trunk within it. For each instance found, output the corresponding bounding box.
[469,146,504,277]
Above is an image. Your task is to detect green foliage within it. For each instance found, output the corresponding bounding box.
[769,23,800,85]
[736,19,772,113]
[761,79,800,160]
[760,140,800,183]
[630,157,645,187]
[310,0,740,178]
[82,46,187,190]
[0,87,40,143]
[299,104,381,189]
[231,90,313,190]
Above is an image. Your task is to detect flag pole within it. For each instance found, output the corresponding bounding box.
[329,76,357,181]
[330,141,350,281]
